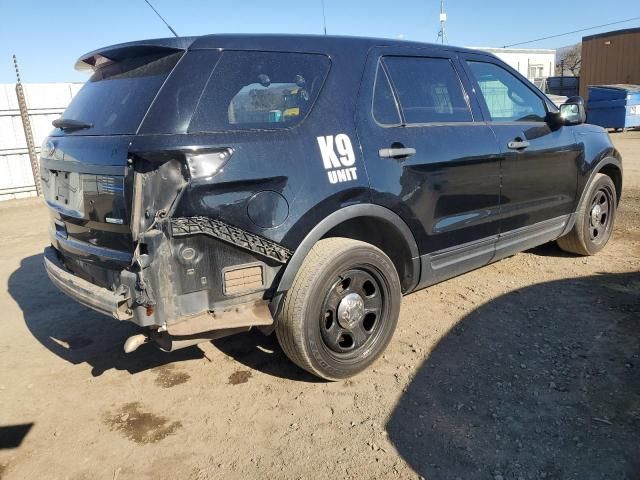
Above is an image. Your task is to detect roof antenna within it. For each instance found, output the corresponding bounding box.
[143,0,179,37]
[321,0,328,35]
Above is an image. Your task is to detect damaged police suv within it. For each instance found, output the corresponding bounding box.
[42,34,622,380]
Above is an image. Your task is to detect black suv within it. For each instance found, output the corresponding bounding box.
[41,35,623,380]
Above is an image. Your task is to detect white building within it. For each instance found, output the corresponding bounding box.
[471,47,557,89]
[0,83,82,201]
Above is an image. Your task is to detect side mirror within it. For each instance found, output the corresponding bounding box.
[559,96,586,126]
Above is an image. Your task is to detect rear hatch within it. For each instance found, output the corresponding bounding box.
[41,42,187,272]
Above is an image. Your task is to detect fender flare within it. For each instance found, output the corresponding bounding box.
[275,204,420,294]
[578,156,623,207]
[562,156,623,236]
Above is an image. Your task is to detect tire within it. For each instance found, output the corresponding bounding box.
[276,237,401,380]
[557,173,617,256]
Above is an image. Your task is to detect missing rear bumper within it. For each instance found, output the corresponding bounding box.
[45,214,285,336]
[43,246,133,320]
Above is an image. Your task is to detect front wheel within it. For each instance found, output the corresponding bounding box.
[557,173,617,256]
[275,237,401,380]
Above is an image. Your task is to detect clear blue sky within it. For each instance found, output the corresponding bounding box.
[1,0,638,83]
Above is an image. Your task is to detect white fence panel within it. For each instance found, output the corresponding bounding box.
[0,152,37,199]
[23,83,79,110]
[0,84,19,110]
[0,114,26,150]
[0,82,82,201]
[31,113,64,147]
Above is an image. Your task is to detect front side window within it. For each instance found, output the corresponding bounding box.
[382,56,472,124]
[467,61,547,122]
[189,51,330,132]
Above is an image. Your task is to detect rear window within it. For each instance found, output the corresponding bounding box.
[56,51,183,135]
[189,51,330,132]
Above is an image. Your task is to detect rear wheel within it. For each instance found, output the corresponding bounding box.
[557,173,617,255]
[276,238,401,380]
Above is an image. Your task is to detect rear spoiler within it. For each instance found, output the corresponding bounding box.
[75,36,197,71]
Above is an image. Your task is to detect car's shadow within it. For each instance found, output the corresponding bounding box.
[213,330,323,383]
[386,271,640,479]
[7,254,203,376]
[526,241,575,258]
[8,253,316,381]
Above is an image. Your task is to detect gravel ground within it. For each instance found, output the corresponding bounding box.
[0,132,638,480]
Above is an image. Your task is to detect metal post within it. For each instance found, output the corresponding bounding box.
[13,55,42,197]
[436,0,448,45]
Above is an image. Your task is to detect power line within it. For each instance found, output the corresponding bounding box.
[143,0,179,38]
[503,16,640,48]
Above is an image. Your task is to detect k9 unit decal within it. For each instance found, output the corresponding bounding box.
[316,134,358,184]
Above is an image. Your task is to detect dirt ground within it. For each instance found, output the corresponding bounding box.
[0,132,638,480]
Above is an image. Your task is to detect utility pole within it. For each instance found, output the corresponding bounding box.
[13,55,42,197]
[436,0,448,45]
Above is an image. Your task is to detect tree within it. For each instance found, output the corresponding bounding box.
[556,44,581,77]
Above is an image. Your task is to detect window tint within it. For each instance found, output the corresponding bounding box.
[59,52,183,135]
[140,50,222,135]
[372,63,401,125]
[466,61,547,122]
[190,51,330,132]
[382,56,472,124]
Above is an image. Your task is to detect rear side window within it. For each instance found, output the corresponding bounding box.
[59,52,183,135]
[372,63,401,125]
[466,61,547,122]
[190,51,330,132]
[382,56,472,124]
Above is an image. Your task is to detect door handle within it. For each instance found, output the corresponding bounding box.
[379,147,416,159]
[507,139,530,150]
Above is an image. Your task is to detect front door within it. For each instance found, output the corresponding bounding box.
[355,48,502,287]
[460,55,581,254]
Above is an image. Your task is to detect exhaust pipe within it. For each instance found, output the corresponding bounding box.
[123,333,148,353]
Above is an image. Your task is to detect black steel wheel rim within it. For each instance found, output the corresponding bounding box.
[588,185,614,244]
[319,267,387,357]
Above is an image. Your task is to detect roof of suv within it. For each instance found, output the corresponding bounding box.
[191,33,480,54]
[77,34,486,69]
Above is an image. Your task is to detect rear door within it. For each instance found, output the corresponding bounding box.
[460,54,581,253]
[355,47,502,287]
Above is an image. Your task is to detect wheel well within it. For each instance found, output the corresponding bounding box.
[322,216,415,292]
[599,163,622,205]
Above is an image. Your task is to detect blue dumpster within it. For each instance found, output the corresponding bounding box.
[587,84,640,130]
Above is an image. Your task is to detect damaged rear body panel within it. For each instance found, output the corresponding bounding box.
[42,131,301,332]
